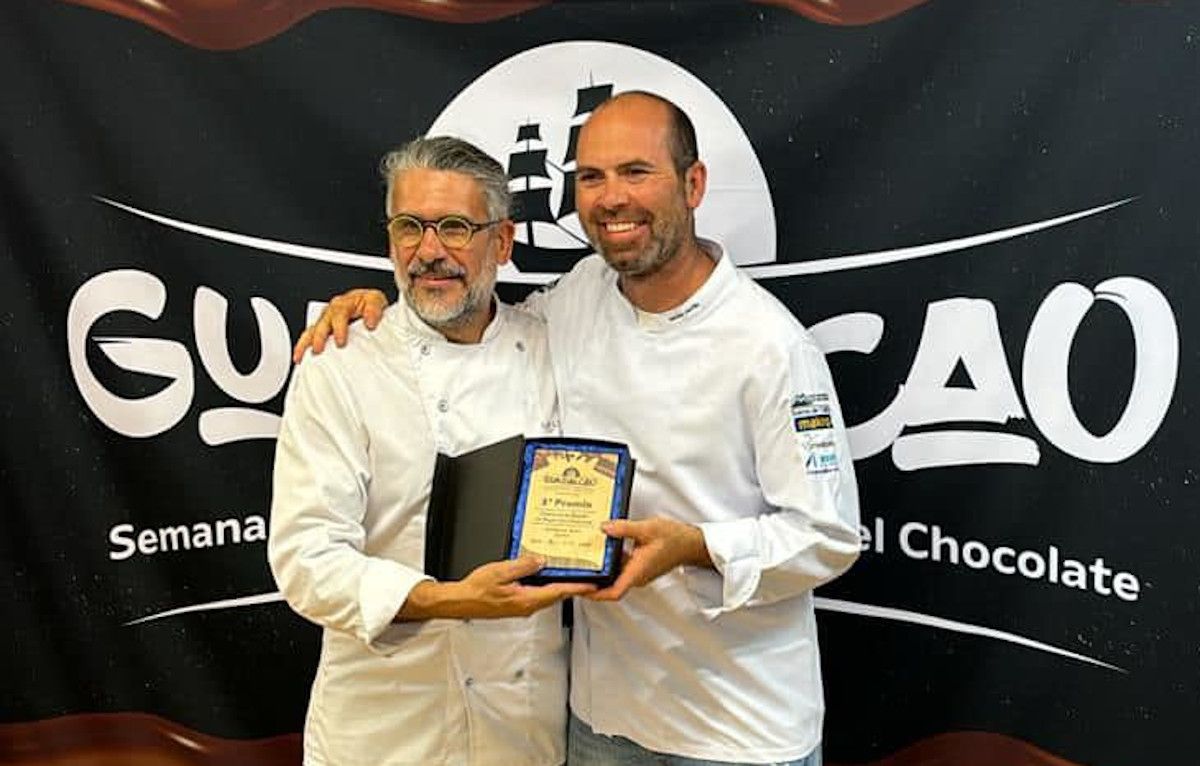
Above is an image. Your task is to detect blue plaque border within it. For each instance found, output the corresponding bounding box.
[507,437,633,583]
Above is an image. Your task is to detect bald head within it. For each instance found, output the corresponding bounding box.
[588,91,699,176]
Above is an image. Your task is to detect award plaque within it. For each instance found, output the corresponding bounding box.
[425,436,634,586]
[507,438,634,586]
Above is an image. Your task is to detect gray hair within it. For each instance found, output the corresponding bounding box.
[380,136,511,220]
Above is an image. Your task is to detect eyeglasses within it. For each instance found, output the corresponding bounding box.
[386,213,502,249]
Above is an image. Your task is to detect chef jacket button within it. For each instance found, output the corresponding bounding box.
[437,399,449,413]
[420,344,430,356]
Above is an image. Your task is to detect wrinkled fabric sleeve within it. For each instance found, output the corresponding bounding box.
[692,330,861,617]
[516,281,553,321]
[516,255,604,322]
[268,356,430,652]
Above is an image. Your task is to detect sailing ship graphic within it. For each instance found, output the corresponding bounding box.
[506,81,612,272]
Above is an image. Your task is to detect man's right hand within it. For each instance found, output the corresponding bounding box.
[398,555,596,621]
[292,288,390,363]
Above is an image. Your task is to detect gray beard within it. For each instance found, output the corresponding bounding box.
[395,260,497,330]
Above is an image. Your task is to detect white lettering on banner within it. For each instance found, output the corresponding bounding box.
[67,270,291,445]
[811,278,1179,470]
[108,514,267,561]
[67,270,1178,468]
[859,514,886,553]
[67,270,195,438]
[857,515,1142,602]
[193,286,290,404]
[1023,278,1179,463]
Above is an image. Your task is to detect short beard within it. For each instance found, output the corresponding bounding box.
[396,256,497,329]
[596,236,678,278]
[587,201,689,279]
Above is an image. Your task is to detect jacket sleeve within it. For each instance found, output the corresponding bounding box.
[267,355,431,651]
[692,329,862,617]
[515,255,602,322]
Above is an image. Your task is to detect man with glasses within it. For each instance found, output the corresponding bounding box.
[295,92,861,766]
[268,135,592,766]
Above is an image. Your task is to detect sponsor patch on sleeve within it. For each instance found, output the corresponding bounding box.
[791,394,840,475]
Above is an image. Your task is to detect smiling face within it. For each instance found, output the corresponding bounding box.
[574,95,706,277]
[387,168,513,338]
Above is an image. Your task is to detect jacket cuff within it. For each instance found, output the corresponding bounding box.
[358,558,431,653]
[688,519,762,618]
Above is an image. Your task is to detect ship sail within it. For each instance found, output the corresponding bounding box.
[556,171,576,220]
[559,84,609,219]
[574,84,613,117]
[516,123,541,142]
[512,188,556,225]
[508,149,551,180]
[562,124,581,165]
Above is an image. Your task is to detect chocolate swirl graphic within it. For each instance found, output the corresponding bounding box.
[0,716,1083,766]
[760,0,930,25]
[0,713,301,766]
[838,731,1082,766]
[59,1,553,50]
[58,0,931,50]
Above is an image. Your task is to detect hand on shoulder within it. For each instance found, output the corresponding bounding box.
[292,288,391,363]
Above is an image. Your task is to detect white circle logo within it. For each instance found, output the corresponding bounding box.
[427,41,777,279]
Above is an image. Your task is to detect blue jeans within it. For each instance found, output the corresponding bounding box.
[567,712,822,766]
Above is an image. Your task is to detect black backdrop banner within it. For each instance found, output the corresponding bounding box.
[1,1,1195,764]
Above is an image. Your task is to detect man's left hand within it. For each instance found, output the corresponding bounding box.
[586,517,713,601]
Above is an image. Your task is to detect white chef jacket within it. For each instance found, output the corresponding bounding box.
[269,299,566,766]
[523,242,861,762]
